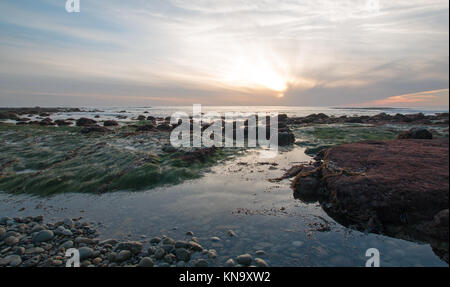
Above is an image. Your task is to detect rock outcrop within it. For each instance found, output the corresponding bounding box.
[291,138,449,262]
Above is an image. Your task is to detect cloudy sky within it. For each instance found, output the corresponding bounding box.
[0,0,448,107]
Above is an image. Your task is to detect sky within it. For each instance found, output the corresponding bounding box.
[0,0,448,107]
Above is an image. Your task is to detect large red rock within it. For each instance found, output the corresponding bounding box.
[292,138,449,262]
[322,139,448,229]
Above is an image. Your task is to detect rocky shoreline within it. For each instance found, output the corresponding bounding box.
[286,131,449,262]
[0,215,268,267]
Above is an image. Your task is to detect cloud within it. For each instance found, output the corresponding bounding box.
[0,0,448,107]
[362,89,449,107]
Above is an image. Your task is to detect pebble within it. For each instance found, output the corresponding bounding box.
[92,257,103,265]
[150,237,161,244]
[99,239,118,246]
[25,247,44,254]
[59,240,74,250]
[175,240,190,249]
[75,237,97,245]
[116,241,143,254]
[237,254,253,266]
[227,230,236,237]
[32,230,54,243]
[194,259,208,267]
[188,241,203,251]
[254,258,269,267]
[63,218,73,228]
[175,248,191,262]
[154,247,165,259]
[115,250,132,262]
[210,236,221,242]
[255,250,265,256]
[5,236,19,246]
[208,249,217,259]
[225,258,235,267]
[79,247,94,260]
[138,257,154,267]
[162,237,175,245]
[0,255,22,267]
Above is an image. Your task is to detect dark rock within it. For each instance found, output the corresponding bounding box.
[237,254,253,266]
[80,125,109,134]
[175,248,190,262]
[76,118,97,126]
[397,128,433,140]
[156,123,172,131]
[103,120,119,127]
[138,257,154,267]
[136,124,155,132]
[55,119,72,126]
[294,139,449,262]
[32,230,54,243]
[116,241,143,254]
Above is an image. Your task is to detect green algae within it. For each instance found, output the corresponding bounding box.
[292,124,399,156]
[0,124,232,196]
[290,123,450,156]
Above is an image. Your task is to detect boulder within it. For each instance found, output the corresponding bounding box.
[76,118,97,126]
[397,128,433,139]
[103,120,119,127]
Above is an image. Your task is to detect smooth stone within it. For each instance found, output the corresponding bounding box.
[188,241,203,251]
[116,241,143,254]
[5,236,19,246]
[100,239,118,246]
[14,246,25,255]
[33,230,54,243]
[31,225,44,233]
[154,248,165,259]
[0,227,5,238]
[92,257,103,265]
[255,250,265,255]
[210,237,221,242]
[138,257,154,267]
[25,247,44,254]
[162,237,175,245]
[0,255,22,266]
[225,258,235,267]
[59,241,74,250]
[74,237,97,245]
[150,237,161,244]
[0,217,12,225]
[227,230,236,237]
[254,258,269,267]
[78,247,94,260]
[194,259,208,267]
[208,249,217,259]
[63,218,73,227]
[175,248,190,262]
[115,250,131,262]
[164,254,175,264]
[174,240,190,249]
[62,229,73,236]
[237,254,253,266]
[21,255,40,267]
